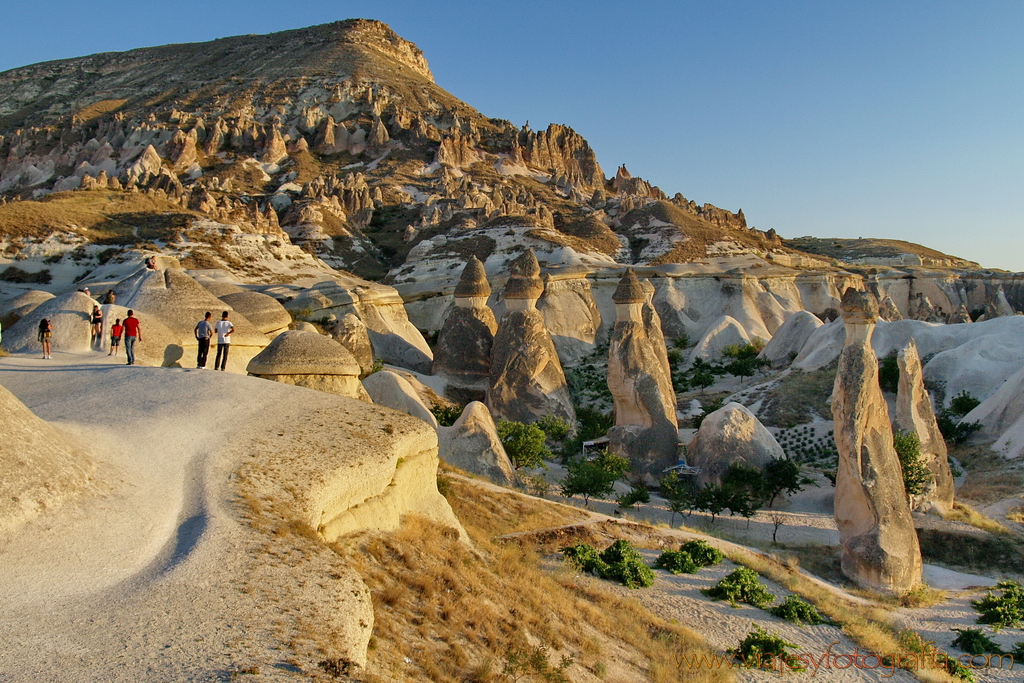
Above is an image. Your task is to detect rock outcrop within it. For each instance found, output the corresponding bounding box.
[328,313,375,375]
[431,256,497,393]
[217,290,291,337]
[0,382,94,532]
[361,370,438,429]
[895,340,955,514]
[606,269,678,480]
[437,401,517,486]
[831,288,922,594]
[246,330,371,402]
[487,250,575,426]
[687,402,784,485]
[759,311,823,368]
[964,363,1024,459]
[689,315,751,363]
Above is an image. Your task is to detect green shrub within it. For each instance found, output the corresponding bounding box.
[972,580,1024,631]
[878,353,900,393]
[1010,641,1024,664]
[679,539,724,567]
[893,430,932,497]
[653,550,698,574]
[0,266,52,284]
[703,567,775,607]
[560,450,629,504]
[560,540,654,589]
[949,390,982,416]
[430,403,463,427]
[497,420,551,470]
[728,625,804,671]
[951,628,1004,655]
[535,414,571,441]
[615,483,650,509]
[769,595,825,625]
[939,653,977,682]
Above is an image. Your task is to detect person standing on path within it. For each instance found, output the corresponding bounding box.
[122,310,142,365]
[194,312,213,369]
[90,305,104,348]
[38,318,52,359]
[109,318,123,357]
[213,310,234,371]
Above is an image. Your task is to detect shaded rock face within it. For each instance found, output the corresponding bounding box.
[895,340,955,514]
[329,313,374,375]
[247,330,370,402]
[963,362,1024,459]
[1,289,54,324]
[538,275,602,363]
[487,250,575,426]
[689,315,750,363]
[217,290,291,336]
[879,296,903,322]
[361,370,437,429]
[832,288,922,595]
[759,310,823,368]
[432,256,497,390]
[0,382,94,532]
[437,401,517,486]
[947,305,972,324]
[687,402,784,485]
[607,269,678,480]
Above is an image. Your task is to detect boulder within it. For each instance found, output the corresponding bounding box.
[947,305,972,324]
[687,402,784,485]
[437,402,517,486]
[361,370,437,428]
[0,382,94,532]
[2,289,54,324]
[247,330,370,402]
[607,269,678,480]
[329,313,375,375]
[294,321,320,333]
[689,315,750,363]
[3,292,96,355]
[759,311,823,369]
[895,340,955,514]
[832,288,922,594]
[218,291,291,336]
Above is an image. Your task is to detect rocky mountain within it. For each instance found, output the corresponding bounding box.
[0,19,1021,346]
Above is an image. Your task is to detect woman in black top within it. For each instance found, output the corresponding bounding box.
[91,305,104,347]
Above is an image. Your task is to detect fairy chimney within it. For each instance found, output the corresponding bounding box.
[432,256,498,392]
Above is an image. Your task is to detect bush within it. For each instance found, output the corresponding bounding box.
[616,483,650,509]
[1011,641,1024,664]
[878,353,900,393]
[679,539,724,567]
[703,567,775,607]
[893,430,932,497]
[560,540,654,589]
[653,550,698,574]
[535,414,571,441]
[937,390,983,445]
[430,403,463,427]
[728,625,804,671]
[769,595,825,626]
[950,390,982,416]
[560,450,629,504]
[972,580,1024,631]
[0,266,52,284]
[951,628,1004,655]
[497,420,551,470]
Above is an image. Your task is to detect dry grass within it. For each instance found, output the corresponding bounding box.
[1007,506,1024,524]
[332,478,730,683]
[942,502,1011,535]
[951,443,1024,505]
[756,362,837,428]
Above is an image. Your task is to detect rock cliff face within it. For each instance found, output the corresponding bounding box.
[895,340,955,514]
[831,289,922,595]
[606,269,678,480]
[487,250,575,426]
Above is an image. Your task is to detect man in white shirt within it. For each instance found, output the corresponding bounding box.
[214,311,235,371]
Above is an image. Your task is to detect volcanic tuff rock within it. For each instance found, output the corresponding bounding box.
[758,310,822,368]
[606,269,679,480]
[0,382,94,532]
[895,340,954,514]
[687,402,785,486]
[437,401,517,486]
[431,256,497,391]
[361,370,438,429]
[328,313,375,374]
[487,250,575,426]
[689,315,751,363]
[246,330,371,402]
[831,288,922,594]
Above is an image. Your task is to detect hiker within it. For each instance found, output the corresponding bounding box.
[103,289,116,305]
[213,310,234,371]
[38,318,52,359]
[109,318,123,356]
[194,311,213,369]
[122,310,142,366]
[91,305,104,347]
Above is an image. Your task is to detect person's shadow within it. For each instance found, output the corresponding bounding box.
[162,344,184,368]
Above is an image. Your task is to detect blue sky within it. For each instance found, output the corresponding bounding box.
[2,1,1021,270]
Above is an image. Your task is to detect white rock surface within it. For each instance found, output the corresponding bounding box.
[689,315,750,363]
[687,402,784,485]
[437,401,516,485]
[759,310,822,368]
[362,370,438,429]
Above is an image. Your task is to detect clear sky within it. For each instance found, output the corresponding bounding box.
[2,1,1021,270]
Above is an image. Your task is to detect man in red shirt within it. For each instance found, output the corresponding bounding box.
[122,310,142,365]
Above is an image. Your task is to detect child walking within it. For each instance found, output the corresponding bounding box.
[109,318,123,356]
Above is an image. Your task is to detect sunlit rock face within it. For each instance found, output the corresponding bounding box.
[831,288,922,595]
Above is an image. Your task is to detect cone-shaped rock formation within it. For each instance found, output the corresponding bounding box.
[431,256,497,392]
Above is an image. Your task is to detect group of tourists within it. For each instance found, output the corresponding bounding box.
[193,311,235,370]
[37,307,232,370]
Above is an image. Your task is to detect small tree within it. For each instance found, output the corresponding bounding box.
[535,415,571,441]
[878,353,900,393]
[561,450,630,505]
[892,430,932,498]
[497,420,551,470]
[769,512,785,544]
[616,483,651,509]
[762,458,815,507]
